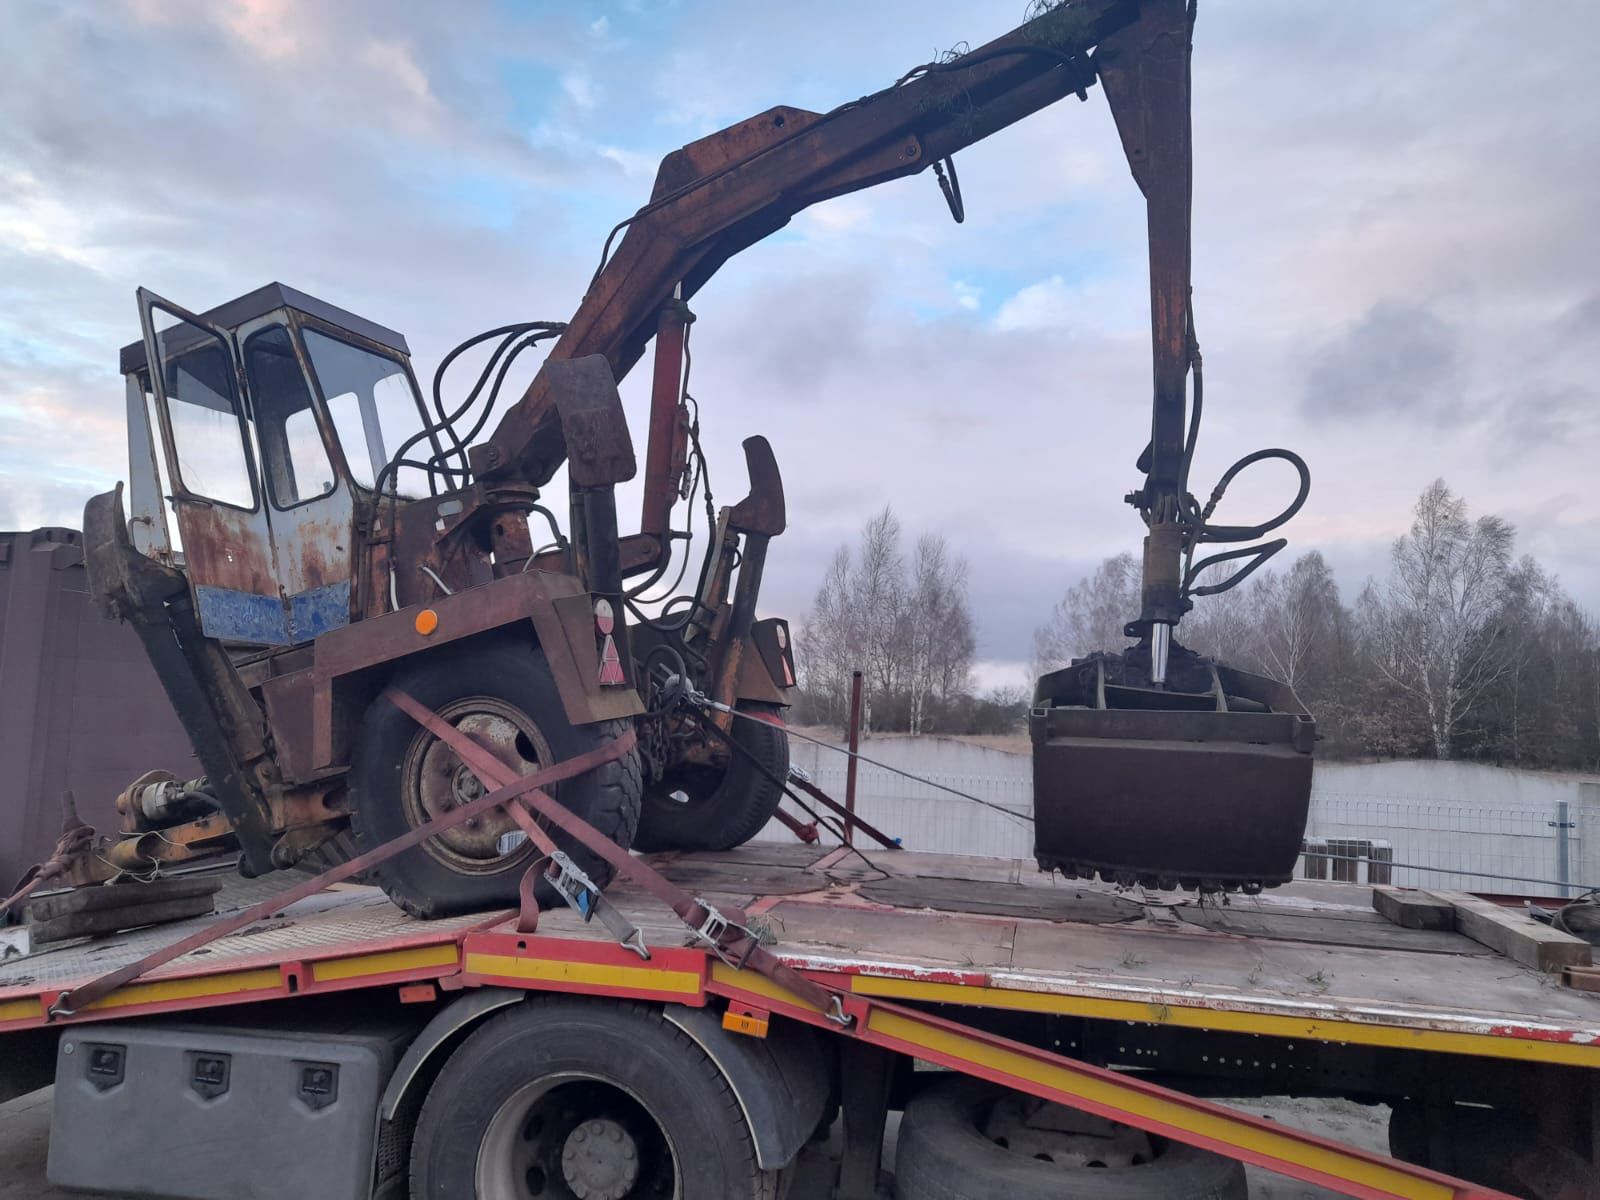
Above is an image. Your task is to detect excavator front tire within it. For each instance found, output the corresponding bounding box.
[349,640,641,918]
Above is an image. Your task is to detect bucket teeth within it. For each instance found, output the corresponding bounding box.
[1038,862,1269,896]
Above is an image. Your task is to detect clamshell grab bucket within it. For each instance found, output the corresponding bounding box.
[1030,651,1315,892]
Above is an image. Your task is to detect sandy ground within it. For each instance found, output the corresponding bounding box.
[2,1084,1391,1199]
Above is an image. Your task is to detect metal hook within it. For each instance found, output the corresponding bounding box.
[933,157,965,223]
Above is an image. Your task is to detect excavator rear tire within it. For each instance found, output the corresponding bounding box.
[633,702,789,853]
[349,640,641,918]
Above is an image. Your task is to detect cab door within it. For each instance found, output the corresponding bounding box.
[238,317,354,641]
[138,288,287,643]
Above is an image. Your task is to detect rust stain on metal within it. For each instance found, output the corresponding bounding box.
[179,504,275,595]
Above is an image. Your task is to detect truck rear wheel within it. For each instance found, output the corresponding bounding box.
[409,998,787,1200]
[634,703,788,853]
[349,641,641,918]
[894,1076,1246,1200]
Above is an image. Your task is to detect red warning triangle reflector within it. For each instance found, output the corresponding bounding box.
[598,634,625,686]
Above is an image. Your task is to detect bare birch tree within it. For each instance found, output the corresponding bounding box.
[1033,552,1140,674]
[853,507,906,728]
[799,546,858,725]
[1253,552,1344,693]
[1181,564,1263,668]
[907,534,975,732]
[1362,480,1513,759]
[799,508,976,732]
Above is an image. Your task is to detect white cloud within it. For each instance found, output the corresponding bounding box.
[794,198,875,236]
[3,0,1599,666]
[993,275,1074,332]
[0,171,111,270]
[562,70,600,111]
[597,144,657,178]
[360,38,439,111]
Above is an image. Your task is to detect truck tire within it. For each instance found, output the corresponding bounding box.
[634,703,788,853]
[1389,1100,1588,1197]
[895,1076,1246,1200]
[349,640,641,918]
[409,997,787,1200]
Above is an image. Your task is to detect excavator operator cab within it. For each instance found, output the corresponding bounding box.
[117,283,432,645]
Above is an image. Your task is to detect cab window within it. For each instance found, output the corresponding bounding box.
[303,328,428,494]
[244,326,337,508]
[158,329,256,510]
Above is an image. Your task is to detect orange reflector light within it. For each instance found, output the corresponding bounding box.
[415,609,440,636]
[721,1008,770,1038]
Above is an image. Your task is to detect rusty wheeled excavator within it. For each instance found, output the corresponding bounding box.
[76,0,1314,918]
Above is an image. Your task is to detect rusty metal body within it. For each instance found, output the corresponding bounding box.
[71,0,1315,899]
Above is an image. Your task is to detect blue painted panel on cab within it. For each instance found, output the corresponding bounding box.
[195,585,289,644]
[288,581,351,642]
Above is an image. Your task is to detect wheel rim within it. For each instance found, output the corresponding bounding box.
[476,1073,679,1200]
[400,695,552,875]
[979,1092,1159,1171]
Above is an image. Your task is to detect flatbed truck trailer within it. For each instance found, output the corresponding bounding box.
[3,843,1598,1199]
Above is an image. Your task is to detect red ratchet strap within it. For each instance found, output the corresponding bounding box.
[50,727,636,1019]
[385,689,849,1023]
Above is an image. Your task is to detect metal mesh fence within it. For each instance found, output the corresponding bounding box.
[794,754,1034,860]
[769,736,1599,896]
[1301,794,1578,894]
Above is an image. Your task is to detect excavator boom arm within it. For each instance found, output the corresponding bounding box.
[471,0,1165,486]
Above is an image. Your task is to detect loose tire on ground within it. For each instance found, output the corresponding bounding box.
[409,997,787,1200]
[634,702,789,853]
[894,1076,1247,1200]
[349,639,641,918]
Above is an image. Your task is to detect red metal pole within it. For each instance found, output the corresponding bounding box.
[845,670,863,847]
[640,288,689,538]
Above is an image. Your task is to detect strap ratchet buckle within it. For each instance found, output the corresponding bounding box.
[690,898,760,970]
[544,851,602,918]
[545,851,650,961]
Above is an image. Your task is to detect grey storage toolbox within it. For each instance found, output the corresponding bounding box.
[48,1017,410,1199]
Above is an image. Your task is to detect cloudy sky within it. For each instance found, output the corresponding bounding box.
[4,1,1597,687]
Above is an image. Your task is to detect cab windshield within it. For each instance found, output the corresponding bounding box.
[302,328,429,496]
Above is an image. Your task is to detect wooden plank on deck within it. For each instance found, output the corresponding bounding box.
[1372,886,1456,931]
[1426,891,1591,972]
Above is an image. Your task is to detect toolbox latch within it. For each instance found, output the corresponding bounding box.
[296,1061,339,1111]
[83,1043,125,1091]
[187,1051,231,1100]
